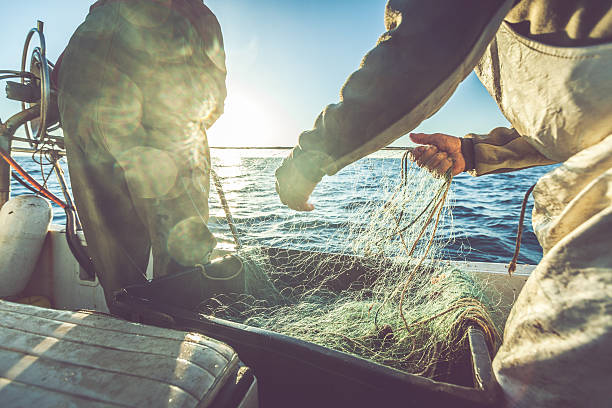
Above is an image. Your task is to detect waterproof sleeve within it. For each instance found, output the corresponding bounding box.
[461,127,558,176]
[180,1,227,128]
[282,0,515,182]
[52,0,227,128]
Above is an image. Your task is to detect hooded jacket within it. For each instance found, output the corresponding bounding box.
[283,0,611,182]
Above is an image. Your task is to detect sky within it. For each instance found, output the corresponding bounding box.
[0,0,508,148]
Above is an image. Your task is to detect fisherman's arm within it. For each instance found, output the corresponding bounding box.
[462,127,558,175]
[158,0,227,128]
[409,127,558,176]
[276,0,515,209]
[51,1,228,129]
[186,2,227,128]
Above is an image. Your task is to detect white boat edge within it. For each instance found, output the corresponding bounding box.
[20,224,533,318]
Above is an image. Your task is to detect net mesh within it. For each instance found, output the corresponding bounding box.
[204,149,501,378]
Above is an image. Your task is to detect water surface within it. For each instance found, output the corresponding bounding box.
[12,150,554,265]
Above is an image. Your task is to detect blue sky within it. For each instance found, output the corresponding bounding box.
[1,0,508,147]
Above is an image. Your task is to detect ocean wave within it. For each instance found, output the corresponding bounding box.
[10,155,556,264]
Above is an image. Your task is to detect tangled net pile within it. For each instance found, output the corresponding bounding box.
[204,150,501,378]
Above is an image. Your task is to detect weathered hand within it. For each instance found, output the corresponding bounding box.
[408,133,465,177]
[275,159,317,211]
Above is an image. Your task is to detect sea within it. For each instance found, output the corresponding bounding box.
[12,150,556,265]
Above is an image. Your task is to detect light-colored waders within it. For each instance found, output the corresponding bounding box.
[475,22,612,408]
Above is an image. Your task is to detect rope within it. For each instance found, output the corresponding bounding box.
[373,162,453,328]
[507,182,536,275]
[196,261,244,281]
[0,145,67,209]
[1,145,96,279]
[211,168,242,249]
[51,155,82,230]
[398,173,452,331]
[11,171,40,195]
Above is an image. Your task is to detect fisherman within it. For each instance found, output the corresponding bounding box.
[55,0,243,316]
[275,1,611,407]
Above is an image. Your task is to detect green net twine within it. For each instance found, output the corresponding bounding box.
[202,152,501,378]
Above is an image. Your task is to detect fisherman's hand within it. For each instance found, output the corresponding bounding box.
[408,133,465,176]
[275,159,317,212]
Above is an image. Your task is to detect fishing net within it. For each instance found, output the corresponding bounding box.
[204,149,501,378]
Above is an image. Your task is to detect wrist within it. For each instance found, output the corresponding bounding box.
[460,137,475,172]
[282,147,327,183]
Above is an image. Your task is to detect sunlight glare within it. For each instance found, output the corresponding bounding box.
[0,321,75,393]
[207,81,296,147]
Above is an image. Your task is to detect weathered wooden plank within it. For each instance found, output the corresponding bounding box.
[0,300,235,360]
[0,301,243,408]
[0,377,128,408]
[0,325,217,399]
[0,348,197,407]
[0,309,231,379]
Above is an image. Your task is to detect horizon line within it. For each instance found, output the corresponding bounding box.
[209,146,411,150]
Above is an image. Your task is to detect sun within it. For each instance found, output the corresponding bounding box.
[207,82,295,148]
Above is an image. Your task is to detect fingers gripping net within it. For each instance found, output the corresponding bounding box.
[205,151,500,378]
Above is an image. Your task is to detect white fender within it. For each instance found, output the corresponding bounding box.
[0,195,52,297]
